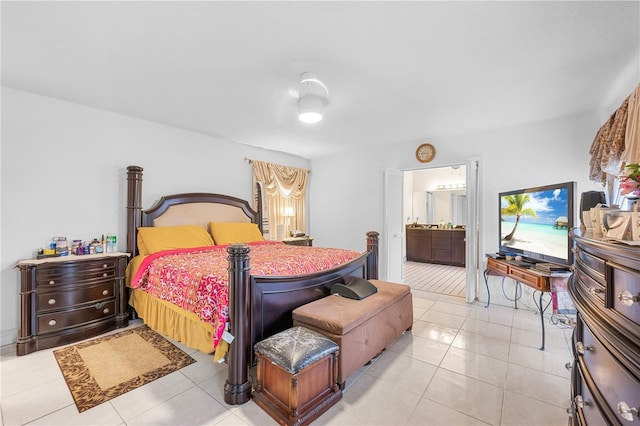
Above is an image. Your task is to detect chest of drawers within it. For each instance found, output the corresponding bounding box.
[568,229,640,424]
[16,253,129,355]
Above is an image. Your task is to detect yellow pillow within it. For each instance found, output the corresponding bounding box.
[137,225,214,255]
[209,222,264,245]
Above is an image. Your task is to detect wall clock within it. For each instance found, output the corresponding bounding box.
[415,143,435,163]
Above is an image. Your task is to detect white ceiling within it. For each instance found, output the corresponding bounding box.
[2,1,638,159]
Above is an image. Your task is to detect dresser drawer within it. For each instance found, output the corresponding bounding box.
[36,258,117,288]
[577,318,640,424]
[610,262,640,340]
[37,299,116,333]
[573,267,605,304]
[573,366,612,426]
[36,282,115,312]
[574,246,606,279]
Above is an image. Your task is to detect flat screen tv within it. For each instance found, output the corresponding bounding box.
[499,181,576,266]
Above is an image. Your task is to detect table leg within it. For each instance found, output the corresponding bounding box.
[483,269,491,308]
[539,291,546,350]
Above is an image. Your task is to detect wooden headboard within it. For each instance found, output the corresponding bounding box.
[126,166,262,258]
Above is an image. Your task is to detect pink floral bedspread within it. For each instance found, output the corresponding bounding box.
[130,241,361,347]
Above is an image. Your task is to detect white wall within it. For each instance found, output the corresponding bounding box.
[0,87,310,345]
[310,110,609,306]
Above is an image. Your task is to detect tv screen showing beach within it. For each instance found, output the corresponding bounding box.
[499,183,574,264]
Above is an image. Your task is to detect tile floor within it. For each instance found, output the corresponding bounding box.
[0,290,574,425]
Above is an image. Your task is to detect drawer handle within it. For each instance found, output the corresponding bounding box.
[103,264,108,268]
[570,264,576,273]
[576,341,594,355]
[103,308,110,314]
[48,319,57,326]
[617,401,638,422]
[102,289,109,296]
[48,298,56,305]
[617,290,640,307]
[567,395,587,417]
[48,280,55,285]
[588,287,603,295]
[94,301,106,310]
[102,273,108,277]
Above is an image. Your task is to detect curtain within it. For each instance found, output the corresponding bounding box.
[252,160,309,240]
[589,84,640,206]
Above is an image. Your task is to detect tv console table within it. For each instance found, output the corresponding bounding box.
[484,256,570,350]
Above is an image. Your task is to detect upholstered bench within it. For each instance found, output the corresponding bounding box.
[292,279,413,387]
[252,326,342,426]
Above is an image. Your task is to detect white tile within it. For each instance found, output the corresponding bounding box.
[410,320,459,344]
[365,351,438,396]
[223,400,278,426]
[28,400,124,425]
[419,310,466,329]
[0,348,62,398]
[339,373,421,425]
[312,404,371,426]
[430,300,473,317]
[213,412,249,425]
[387,333,450,366]
[412,296,436,310]
[501,390,569,425]
[440,346,508,387]
[509,327,570,355]
[467,306,514,327]
[179,349,227,384]
[461,317,512,341]
[504,363,571,408]
[126,386,230,425]
[452,330,511,361]
[1,377,74,425]
[508,342,572,379]
[407,398,491,425]
[110,370,197,421]
[424,368,504,425]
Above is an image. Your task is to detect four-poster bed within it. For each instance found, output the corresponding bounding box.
[125,165,379,405]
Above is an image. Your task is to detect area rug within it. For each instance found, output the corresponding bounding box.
[53,325,196,412]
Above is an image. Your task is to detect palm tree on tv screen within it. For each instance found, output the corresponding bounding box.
[502,194,537,241]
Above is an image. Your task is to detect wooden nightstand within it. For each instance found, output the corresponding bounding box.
[16,252,129,355]
[282,236,313,246]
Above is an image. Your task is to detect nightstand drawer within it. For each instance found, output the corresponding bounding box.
[36,258,117,288]
[37,299,116,333]
[37,282,115,312]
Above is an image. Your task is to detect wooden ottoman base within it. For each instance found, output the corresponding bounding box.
[292,279,413,386]
[252,327,342,426]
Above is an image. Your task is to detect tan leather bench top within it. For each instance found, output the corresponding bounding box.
[292,280,411,335]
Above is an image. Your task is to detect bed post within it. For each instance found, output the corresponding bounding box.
[127,165,144,258]
[225,244,252,405]
[366,231,379,280]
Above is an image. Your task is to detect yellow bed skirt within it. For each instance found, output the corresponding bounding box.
[129,288,225,358]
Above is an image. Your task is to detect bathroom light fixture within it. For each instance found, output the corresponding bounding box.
[297,72,329,124]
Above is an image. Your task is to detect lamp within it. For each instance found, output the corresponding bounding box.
[298,72,329,124]
[284,206,295,237]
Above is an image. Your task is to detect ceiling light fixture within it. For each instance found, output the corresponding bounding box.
[297,72,329,124]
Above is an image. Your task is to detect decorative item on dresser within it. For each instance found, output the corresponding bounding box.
[16,252,129,356]
[568,227,640,424]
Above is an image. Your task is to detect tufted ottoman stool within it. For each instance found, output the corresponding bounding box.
[252,326,342,426]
